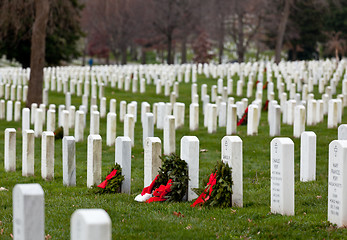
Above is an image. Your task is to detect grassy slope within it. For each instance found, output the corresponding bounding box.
[0,70,347,239]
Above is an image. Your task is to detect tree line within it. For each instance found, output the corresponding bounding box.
[0,0,346,106]
[81,0,347,64]
[0,0,346,67]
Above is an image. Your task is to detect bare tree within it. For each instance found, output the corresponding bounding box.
[225,0,265,63]
[150,0,194,64]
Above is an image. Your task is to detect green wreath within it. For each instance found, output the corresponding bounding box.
[153,154,189,202]
[194,160,233,208]
[96,163,124,194]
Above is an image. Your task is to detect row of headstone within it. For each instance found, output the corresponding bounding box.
[4,127,133,191]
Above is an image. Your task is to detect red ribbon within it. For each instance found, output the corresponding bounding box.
[146,179,173,203]
[263,81,268,90]
[191,172,217,207]
[97,169,118,189]
[237,107,248,126]
[141,175,159,195]
[263,100,269,111]
[139,175,173,203]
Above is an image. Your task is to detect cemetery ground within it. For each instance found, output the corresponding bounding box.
[1,73,347,239]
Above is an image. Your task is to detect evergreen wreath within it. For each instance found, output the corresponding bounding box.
[153,154,189,202]
[193,160,233,208]
[96,163,124,194]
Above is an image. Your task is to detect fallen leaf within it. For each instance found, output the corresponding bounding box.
[200,149,208,153]
[10,233,13,238]
[231,209,237,214]
[173,211,184,217]
[121,218,126,223]
[304,212,306,216]
[0,187,8,191]
[316,195,322,199]
[1,229,3,235]
[257,231,260,235]
[247,218,252,223]
[131,155,134,158]
[288,220,292,225]
[0,221,2,226]
[45,234,52,239]
[185,225,192,230]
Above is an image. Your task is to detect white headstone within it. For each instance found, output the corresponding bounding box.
[106,112,117,147]
[71,209,111,240]
[62,110,70,136]
[218,102,227,127]
[110,99,117,114]
[207,104,217,134]
[0,99,5,119]
[270,137,294,216]
[87,134,102,188]
[13,184,44,240]
[328,140,347,227]
[164,115,176,155]
[293,105,306,138]
[328,99,338,128]
[270,105,281,137]
[124,114,135,147]
[22,108,30,133]
[22,130,35,177]
[225,101,237,134]
[338,124,347,140]
[115,136,132,194]
[189,103,199,131]
[141,102,150,124]
[156,102,165,129]
[144,137,162,187]
[63,136,76,186]
[66,92,71,109]
[14,101,21,122]
[173,102,185,129]
[41,131,55,180]
[4,128,16,172]
[90,111,100,135]
[6,100,13,121]
[143,112,154,148]
[69,106,76,129]
[180,136,199,201]
[300,131,316,182]
[119,101,127,122]
[247,104,259,136]
[75,110,85,142]
[100,97,106,118]
[221,136,243,207]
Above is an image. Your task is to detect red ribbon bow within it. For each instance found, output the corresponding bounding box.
[97,169,118,189]
[146,179,173,203]
[191,172,217,207]
[139,175,173,203]
[141,175,159,195]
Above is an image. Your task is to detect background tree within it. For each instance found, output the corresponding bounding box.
[0,0,83,67]
[0,0,83,105]
[226,0,266,62]
[324,31,346,63]
[192,30,214,63]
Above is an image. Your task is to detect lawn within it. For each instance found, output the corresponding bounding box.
[0,68,346,239]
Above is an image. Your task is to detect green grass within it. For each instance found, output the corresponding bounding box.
[1,71,347,239]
